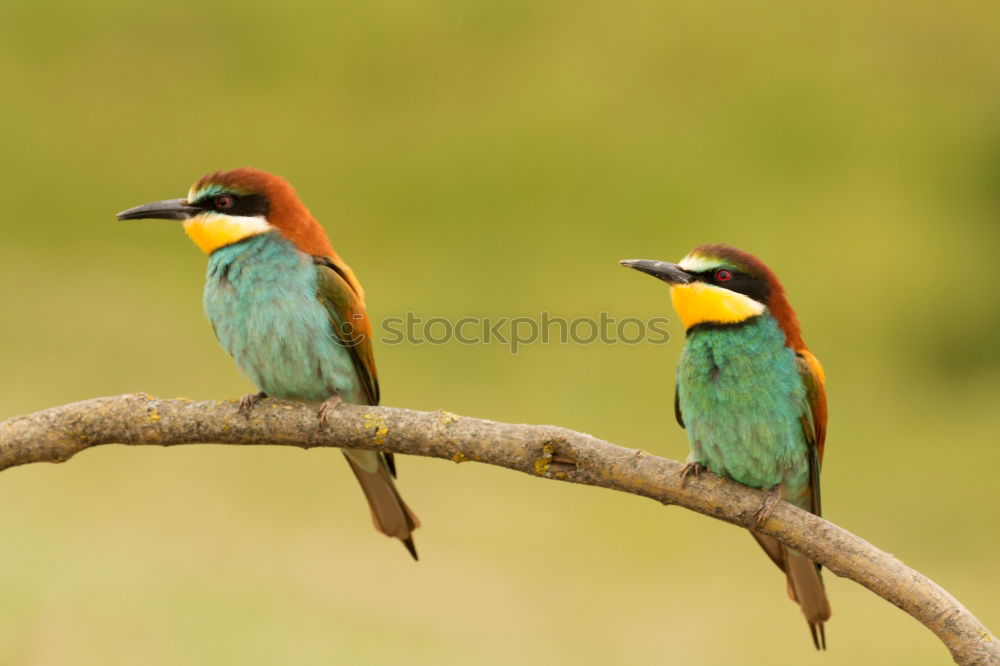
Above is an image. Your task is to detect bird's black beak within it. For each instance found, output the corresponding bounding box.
[619,259,693,285]
[116,198,201,221]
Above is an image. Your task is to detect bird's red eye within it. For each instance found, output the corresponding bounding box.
[715,269,732,282]
[216,195,234,210]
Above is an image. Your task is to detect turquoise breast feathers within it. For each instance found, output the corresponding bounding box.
[676,315,811,506]
[204,232,362,403]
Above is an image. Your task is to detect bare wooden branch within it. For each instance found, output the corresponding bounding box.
[1,393,996,664]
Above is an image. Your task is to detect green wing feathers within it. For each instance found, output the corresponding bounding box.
[313,256,380,406]
[313,255,419,557]
[795,349,827,517]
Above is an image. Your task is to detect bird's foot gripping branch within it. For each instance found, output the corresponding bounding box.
[0,394,997,666]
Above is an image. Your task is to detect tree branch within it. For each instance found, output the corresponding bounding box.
[1,394,995,665]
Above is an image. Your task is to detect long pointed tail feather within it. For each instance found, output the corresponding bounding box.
[343,449,420,560]
[752,531,831,649]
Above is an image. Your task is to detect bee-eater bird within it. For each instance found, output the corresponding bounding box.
[117,167,420,558]
[620,244,830,648]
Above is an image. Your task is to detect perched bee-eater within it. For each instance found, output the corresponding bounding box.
[621,244,830,648]
[118,167,420,558]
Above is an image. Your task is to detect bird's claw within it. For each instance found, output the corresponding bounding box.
[318,395,343,425]
[753,486,783,530]
[238,391,267,418]
[679,461,705,489]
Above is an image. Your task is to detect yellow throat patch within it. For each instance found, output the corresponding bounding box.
[669,282,765,329]
[182,213,271,254]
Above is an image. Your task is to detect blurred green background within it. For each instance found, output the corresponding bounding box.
[1,1,998,664]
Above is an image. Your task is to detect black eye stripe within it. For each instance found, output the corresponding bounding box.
[691,268,770,304]
[193,193,269,218]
